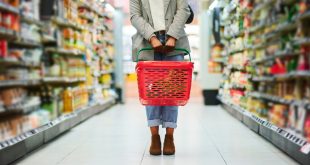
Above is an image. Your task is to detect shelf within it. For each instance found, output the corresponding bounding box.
[229,83,247,90]
[0,97,116,165]
[229,48,245,55]
[277,21,297,33]
[294,38,310,46]
[225,31,245,40]
[252,0,276,15]
[247,92,293,105]
[297,10,310,20]
[45,47,85,56]
[252,71,310,81]
[101,70,113,74]
[21,15,44,27]
[252,51,300,64]
[0,79,41,88]
[251,43,266,50]
[227,64,246,71]
[218,96,310,165]
[0,58,41,68]
[52,17,86,31]
[10,37,42,48]
[41,34,57,43]
[42,77,86,84]
[252,76,274,82]
[0,27,17,39]
[88,84,111,90]
[5,97,41,114]
[249,22,266,33]
[77,0,105,18]
[211,58,226,63]
[274,71,310,80]
[78,13,93,21]
[0,2,19,14]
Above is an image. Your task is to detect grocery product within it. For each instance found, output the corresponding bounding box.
[0,0,115,144]
[218,0,310,142]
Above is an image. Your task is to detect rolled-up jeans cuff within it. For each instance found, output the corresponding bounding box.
[148,119,162,127]
[162,122,177,128]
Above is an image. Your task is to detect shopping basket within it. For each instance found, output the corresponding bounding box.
[135,48,194,106]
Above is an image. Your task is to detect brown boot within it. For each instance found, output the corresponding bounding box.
[149,134,161,155]
[163,134,175,155]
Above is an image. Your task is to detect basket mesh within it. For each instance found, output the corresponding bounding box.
[136,61,193,106]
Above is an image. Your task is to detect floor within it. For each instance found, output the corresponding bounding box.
[14,97,299,165]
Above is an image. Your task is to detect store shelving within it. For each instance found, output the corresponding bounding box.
[0,27,17,39]
[251,0,276,15]
[218,97,310,164]
[297,10,310,20]
[0,1,116,164]
[0,2,19,14]
[218,96,310,164]
[0,58,40,68]
[51,17,86,31]
[45,47,85,56]
[20,15,43,27]
[0,79,41,88]
[42,77,87,84]
[247,92,293,105]
[252,51,300,64]
[252,71,310,82]
[294,37,310,46]
[10,37,42,48]
[5,97,41,114]
[0,97,115,165]
[218,1,310,164]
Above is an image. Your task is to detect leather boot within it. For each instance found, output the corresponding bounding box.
[149,134,161,155]
[163,134,175,155]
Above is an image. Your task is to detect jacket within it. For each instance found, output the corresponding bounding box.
[130,0,191,61]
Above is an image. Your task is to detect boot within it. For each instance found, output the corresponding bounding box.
[149,134,161,155]
[163,134,175,155]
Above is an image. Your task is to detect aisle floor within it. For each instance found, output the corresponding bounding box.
[16,98,299,165]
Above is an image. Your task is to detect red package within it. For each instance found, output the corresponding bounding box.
[0,40,8,57]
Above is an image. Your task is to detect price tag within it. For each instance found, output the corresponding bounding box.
[300,143,310,154]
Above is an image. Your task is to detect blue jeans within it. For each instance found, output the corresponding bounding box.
[146,33,184,128]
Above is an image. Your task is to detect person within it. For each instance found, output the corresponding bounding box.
[130,0,191,155]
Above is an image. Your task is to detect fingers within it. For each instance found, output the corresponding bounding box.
[154,45,164,53]
[150,37,164,53]
[164,42,175,53]
[164,37,176,53]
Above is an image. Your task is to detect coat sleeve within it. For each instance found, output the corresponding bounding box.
[130,0,156,41]
[166,0,191,40]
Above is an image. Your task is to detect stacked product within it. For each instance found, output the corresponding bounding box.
[218,0,310,143]
[209,44,226,73]
[0,0,116,143]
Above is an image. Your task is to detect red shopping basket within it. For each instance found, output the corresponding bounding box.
[135,48,194,106]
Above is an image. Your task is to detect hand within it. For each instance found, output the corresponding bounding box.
[149,36,163,53]
[165,37,176,53]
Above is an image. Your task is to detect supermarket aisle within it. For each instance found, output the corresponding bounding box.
[16,98,298,165]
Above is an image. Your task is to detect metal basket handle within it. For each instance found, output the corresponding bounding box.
[135,47,191,62]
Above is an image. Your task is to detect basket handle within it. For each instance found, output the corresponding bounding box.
[135,47,191,62]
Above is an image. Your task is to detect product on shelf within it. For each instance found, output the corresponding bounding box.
[63,86,88,113]
[0,0,116,145]
[305,113,310,141]
[218,0,310,142]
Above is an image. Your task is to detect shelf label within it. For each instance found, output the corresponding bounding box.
[300,143,310,154]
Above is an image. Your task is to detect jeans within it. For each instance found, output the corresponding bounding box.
[145,33,184,128]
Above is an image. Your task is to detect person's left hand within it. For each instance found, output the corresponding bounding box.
[165,37,176,53]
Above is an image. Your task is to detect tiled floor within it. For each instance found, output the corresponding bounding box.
[15,98,299,165]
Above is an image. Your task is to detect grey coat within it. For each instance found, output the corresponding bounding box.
[130,0,191,61]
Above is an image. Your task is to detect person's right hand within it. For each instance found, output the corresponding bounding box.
[149,36,163,53]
